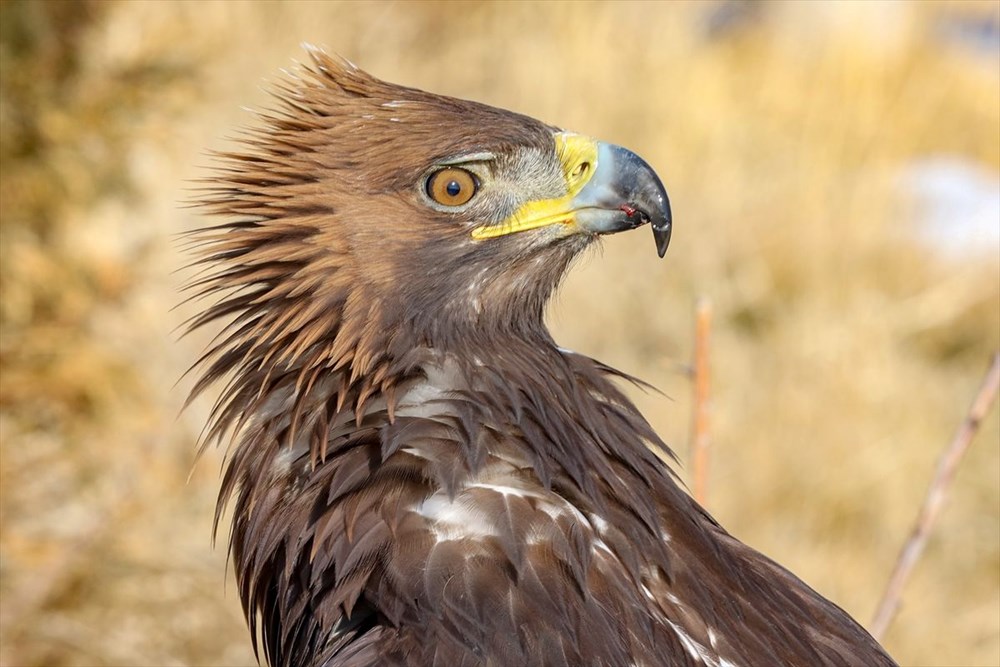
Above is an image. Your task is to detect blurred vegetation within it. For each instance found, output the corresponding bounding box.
[0,2,997,666]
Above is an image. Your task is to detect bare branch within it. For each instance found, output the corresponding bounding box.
[690,297,713,506]
[870,351,1000,640]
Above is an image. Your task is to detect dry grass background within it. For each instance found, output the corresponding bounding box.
[1,1,998,666]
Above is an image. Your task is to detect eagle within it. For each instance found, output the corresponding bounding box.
[186,48,896,667]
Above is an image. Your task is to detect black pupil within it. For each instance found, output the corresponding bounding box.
[445,180,462,197]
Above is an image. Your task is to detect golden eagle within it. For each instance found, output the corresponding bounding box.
[186,48,896,667]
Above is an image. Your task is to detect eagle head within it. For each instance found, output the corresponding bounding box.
[192,50,669,395]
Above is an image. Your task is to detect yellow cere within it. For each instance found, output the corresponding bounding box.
[471,133,599,240]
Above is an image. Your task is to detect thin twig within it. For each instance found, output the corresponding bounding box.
[870,351,1000,640]
[690,297,712,506]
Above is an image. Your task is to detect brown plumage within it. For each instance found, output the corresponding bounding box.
[185,48,896,667]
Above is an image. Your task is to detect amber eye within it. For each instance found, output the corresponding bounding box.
[426,168,478,207]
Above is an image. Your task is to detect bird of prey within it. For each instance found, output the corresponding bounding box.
[185,48,896,667]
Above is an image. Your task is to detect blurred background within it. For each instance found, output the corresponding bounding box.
[1,1,997,665]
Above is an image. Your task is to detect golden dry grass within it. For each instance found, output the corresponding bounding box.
[1,2,997,666]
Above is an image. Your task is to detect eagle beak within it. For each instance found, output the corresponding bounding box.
[573,142,673,258]
[471,134,672,258]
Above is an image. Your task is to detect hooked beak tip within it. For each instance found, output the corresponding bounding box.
[651,200,672,258]
[654,222,671,258]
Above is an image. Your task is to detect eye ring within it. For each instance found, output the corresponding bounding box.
[426,168,478,207]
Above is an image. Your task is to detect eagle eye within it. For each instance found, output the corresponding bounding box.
[426,168,478,207]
